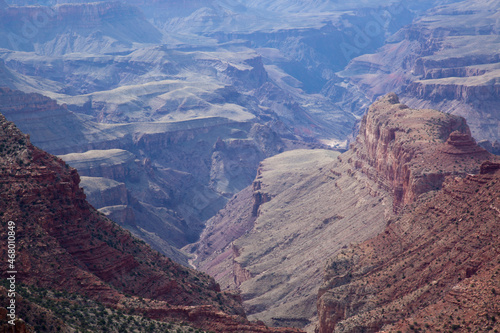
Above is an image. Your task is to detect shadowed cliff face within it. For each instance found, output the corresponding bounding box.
[0,112,305,333]
[188,93,494,331]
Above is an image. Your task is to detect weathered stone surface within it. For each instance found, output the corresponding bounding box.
[0,112,303,333]
[317,168,500,333]
[353,93,491,212]
[191,93,497,331]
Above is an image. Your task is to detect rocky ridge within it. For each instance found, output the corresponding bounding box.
[317,161,500,333]
[0,112,302,333]
[189,93,494,331]
[0,87,316,263]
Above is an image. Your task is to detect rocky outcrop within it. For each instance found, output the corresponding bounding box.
[210,136,271,197]
[80,176,128,208]
[0,112,304,332]
[59,148,207,255]
[214,55,269,90]
[317,162,500,333]
[351,93,491,211]
[58,149,139,182]
[441,130,488,155]
[480,160,500,175]
[191,94,496,331]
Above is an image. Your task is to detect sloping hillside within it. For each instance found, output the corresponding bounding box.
[0,112,301,332]
[188,93,497,331]
[318,161,500,333]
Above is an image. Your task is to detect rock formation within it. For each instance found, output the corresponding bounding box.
[189,93,495,330]
[317,160,500,332]
[329,0,500,143]
[0,112,302,333]
[352,93,490,211]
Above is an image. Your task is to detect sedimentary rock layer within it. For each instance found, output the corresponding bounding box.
[0,112,302,333]
[190,93,493,330]
[317,162,500,333]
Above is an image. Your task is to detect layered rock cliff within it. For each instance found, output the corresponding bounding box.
[352,93,490,211]
[188,94,493,331]
[0,1,162,54]
[0,112,303,332]
[333,0,500,143]
[317,161,500,333]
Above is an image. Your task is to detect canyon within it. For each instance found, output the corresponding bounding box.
[0,0,499,332]
[330,0,500,144]
[0,0,374,264]
[1,0,492,264]
[0,86,322,264]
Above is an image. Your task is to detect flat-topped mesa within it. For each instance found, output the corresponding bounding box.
[350,93,494,211]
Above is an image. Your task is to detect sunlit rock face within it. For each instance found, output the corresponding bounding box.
[188,93,495,330]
